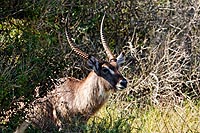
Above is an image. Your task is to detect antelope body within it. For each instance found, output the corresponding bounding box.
[15,15,127,132]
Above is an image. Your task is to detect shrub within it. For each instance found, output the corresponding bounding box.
[0,0,199,132]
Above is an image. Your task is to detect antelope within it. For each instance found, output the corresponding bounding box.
[15,14,127,132]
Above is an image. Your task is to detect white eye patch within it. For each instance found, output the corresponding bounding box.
[103,66,115,75]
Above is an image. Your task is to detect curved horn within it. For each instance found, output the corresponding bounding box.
[100,14,115,61]
[65,24,89,59]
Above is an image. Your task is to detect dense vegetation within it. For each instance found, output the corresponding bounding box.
[0,0,199,132]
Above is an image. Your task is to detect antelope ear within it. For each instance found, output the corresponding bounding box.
[87,56,100,73]
[116,52,125,66]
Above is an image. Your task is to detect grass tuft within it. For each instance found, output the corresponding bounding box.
[87,100,200,133]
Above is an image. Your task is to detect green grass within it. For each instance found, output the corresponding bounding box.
[87,101,200,133]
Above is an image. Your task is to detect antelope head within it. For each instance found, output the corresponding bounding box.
[65,14,127,91]
[14,14,127,133]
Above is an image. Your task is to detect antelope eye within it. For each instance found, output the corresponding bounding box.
[102,68,109,74]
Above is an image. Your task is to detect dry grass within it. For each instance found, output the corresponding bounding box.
[1,0,200,132]
[88,100,200,133]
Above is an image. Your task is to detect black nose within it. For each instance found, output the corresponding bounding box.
[120,78,127,88]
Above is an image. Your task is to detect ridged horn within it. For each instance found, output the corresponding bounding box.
[100,14,115,61]
[65,24,89,59]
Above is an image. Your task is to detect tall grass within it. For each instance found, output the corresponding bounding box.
[87,100,200,133]
[1,0,200,132]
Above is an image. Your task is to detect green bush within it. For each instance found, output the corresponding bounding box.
[0,0,199,132]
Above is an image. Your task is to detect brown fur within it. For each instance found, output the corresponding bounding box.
[15,15,127,132]
[16,71,113,132]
